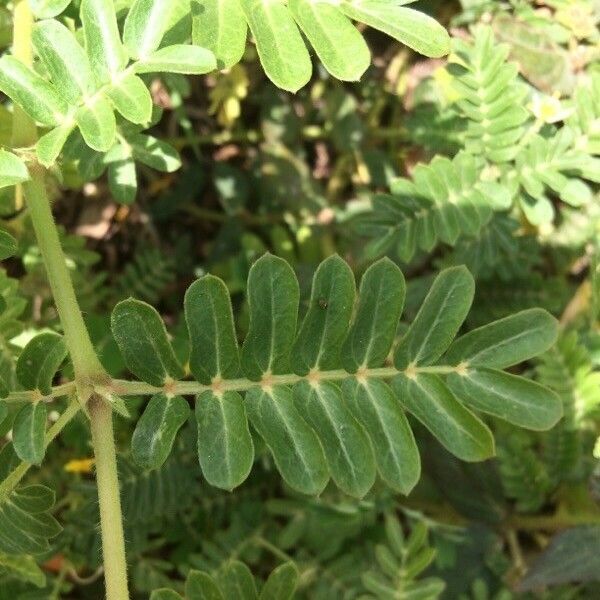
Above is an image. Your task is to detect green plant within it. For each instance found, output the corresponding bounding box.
[0,0,599,598]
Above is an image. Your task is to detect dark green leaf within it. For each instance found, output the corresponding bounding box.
[196,390,254,490]
[241,254,299,380]
[217,561,257,600]
[185,275,240,384]
[393,373,495,461]
[259,562,298,600]
[16,332,67,396]
[111,298,185,386]
[395,266,474,369]
[131,393,190,469]
[12,402,47,464]
[343,378,420,494]
[0,230,17,260]
[448,368,562,430]
[342,258,405,371]
[186,569,225,600]
[443,308,559,368]
[292,255,355,374]
[245,385,328,495]
[294,380,376,497]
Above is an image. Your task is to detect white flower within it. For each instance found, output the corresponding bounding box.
[529,93,574,124]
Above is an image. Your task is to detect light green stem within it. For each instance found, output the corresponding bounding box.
[89,397,129,600]
[10,2,130,598]
[24,167,104,380]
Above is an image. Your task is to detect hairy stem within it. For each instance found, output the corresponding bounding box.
[89,397,129,600]
[10,3,130,598]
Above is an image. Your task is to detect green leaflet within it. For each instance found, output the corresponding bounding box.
[32,19,95,104]
[16,332,67,396]
[217,561,258,600]
[259,562,298,600]
[393,373,495,462]
[0,230,17,261]
[0,56,67,126]
[107,154,137,205]
[394,266,474,369]
[185,275,240,384]
[0,485,61,555]
[340,2,451,58]
[0,149,29,190]
[151,591,182,600]
[124,0,177,60]
[447,369,562,431]
[241,254,299,380]
[294,381,376,498]
[195,390,254,490]
[186,570,225,600]
[443,308,559,368]
[29,0,72,19]
[341,258,405,371]
[12,402,47,464]
[36,124,74,167]
[75,96,117,152]
[191,0,247,70]
[131,394,190,469]
[80,0,129,84]
[0,553,46,588]
[245,385,329,495]
[239,0,312,93]
[292,255,356,374]
[131,134,181,172]
[343,378,420,494]
[134,44,217,74]
[288,0,370,81]
[107,74,153,124]
[111,298,185,387]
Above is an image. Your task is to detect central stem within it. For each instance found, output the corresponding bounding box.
[11,2,130,598]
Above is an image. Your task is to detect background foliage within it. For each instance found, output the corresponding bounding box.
[1,0,600,598]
